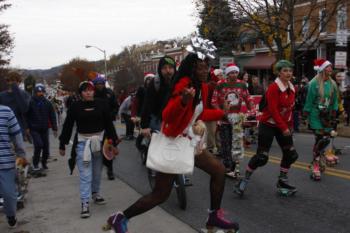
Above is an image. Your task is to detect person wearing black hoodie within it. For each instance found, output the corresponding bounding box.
[26,84,57,170]
[93,76,119,180]
[139,56,176,137]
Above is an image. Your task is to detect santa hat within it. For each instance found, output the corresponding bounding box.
[314,59,332,72]
[214,69,223,76]
[225,63,240,75]
[144,72,155,81]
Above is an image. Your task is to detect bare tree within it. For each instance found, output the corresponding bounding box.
[229,0,348,61]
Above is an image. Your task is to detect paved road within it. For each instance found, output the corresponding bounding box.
[115,128,350,233]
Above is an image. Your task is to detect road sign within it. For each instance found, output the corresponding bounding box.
[335,51,347,69]
[336,30,348,47]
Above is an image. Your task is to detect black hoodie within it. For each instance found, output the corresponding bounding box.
[140,56,176,129]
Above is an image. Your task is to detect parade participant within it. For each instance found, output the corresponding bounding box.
[93,74,119,180]
[139,56,176,135]
[211,63,252,178]
[0,105,26,228]
[206,68,223,155]
[59,81,119,218]
[131,72,155,124]
[344,85,350,126]
[235,60,298,196]
[105,38,239,233]
[303,59,338,181]
[248,76,264,95]
[26,84,57,170]
[0,71,31,137]
[118,93,135,140]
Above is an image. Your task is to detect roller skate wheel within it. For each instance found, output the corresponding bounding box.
[102,223,112,231]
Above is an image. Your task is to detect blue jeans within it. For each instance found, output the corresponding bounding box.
[0,168,17,217]
[76,141,103,203]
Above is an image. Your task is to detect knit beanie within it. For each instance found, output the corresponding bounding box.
[157,56,176,76]
[275,60,294,72]
[34,83,46,93]
[92,74,106,85]
[78,81,95,93]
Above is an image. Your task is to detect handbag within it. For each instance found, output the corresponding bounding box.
[146,101,203,174]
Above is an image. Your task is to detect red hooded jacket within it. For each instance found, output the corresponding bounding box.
[162,77,224,137]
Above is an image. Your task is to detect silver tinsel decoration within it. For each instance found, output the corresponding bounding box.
[186,36,217,60]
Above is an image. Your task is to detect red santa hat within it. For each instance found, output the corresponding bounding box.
[314,59,332,72]
[144,72,155,81]
[225,63,240,75]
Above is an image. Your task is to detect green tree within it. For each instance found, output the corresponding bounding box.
[0,0,13,91]
[0,0,13,67]
[195,0,240,56]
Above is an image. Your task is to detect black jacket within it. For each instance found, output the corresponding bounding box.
[27,96,57,131]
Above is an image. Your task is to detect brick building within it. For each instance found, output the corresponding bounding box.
[233,0,350,84]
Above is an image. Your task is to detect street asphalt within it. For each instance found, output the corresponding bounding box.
[0,125,349,233]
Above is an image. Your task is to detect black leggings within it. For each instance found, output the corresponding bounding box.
[123,150,225,219]
[248,123,295,170]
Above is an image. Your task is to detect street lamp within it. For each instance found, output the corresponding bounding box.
[85,45,108,80]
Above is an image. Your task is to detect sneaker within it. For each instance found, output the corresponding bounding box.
[225,171,237,179]
[206,209,239,232]
[92,193,106,205]
[7,216,17,229]
[81,202,90,218]
[107,212,129,233]
[42,164,48,170]
[32,165,40,171]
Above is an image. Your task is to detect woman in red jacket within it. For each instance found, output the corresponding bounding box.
[235,60,299,197]
[105,52,240,233]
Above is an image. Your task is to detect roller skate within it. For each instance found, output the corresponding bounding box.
[276,176,297,196]
[201,209,239,233]
[234,178,249,197]
[310,160,321,181]
[103,212,129,233]
[324,149,339,166]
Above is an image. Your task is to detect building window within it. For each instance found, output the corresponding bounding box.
[319,8,327,33]
[302,16,309,39]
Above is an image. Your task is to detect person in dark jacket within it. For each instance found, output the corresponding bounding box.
[139,56,176,137]
[26,84,57,170]
[59,81,119,218]
[0,71,31,136]
[93,75,119,180]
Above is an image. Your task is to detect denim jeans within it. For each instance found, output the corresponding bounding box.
[0,168,17,217]
[76,141,103,203]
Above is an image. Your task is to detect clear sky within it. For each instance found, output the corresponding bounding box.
[2,0,197,69]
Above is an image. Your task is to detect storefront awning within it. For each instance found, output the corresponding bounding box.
[244,54,276,70]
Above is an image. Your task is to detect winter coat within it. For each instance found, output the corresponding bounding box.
[162,77,224,137]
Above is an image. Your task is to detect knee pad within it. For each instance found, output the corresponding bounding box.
[316,137,330,152]
[252,152,269,167]
[285,148,299,164]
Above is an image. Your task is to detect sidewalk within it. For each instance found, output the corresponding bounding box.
[0,138,197,233]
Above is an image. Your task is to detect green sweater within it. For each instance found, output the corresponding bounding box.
[303,78,338,130]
